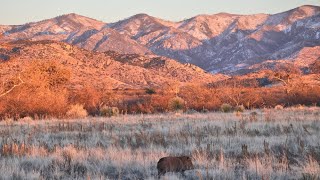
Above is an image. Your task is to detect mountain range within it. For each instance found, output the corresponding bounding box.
[0,5,319,76]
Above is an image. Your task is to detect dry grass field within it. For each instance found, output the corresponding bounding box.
[0,108,319,179]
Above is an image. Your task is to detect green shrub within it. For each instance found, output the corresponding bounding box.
[168,97,185,111]
[100,105,119,117]
[66,104,88,118]
[220,103,233,113]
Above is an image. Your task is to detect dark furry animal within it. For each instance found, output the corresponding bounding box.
[157,156,194,178]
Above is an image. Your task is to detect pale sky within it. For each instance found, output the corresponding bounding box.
[0,0,319,25]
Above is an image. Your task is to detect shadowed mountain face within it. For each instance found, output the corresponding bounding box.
[1,5,320,74]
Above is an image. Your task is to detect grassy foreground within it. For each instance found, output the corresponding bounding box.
[0,108,319,179]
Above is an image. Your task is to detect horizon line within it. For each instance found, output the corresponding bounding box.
[1,4,319,26]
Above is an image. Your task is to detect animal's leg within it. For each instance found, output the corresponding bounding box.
[181,170,186,178]
[158,171,164,179]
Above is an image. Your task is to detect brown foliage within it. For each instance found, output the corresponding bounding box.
[0,61,70,118]
[179,84,221,111]
[148,91,174,113]
[0,59,319,118]
[69,86,102,115]
[286,84,320,105]
[23,60,71,90]
[121,96,153,114]
[215,87,264,109]
[269,63,301,86]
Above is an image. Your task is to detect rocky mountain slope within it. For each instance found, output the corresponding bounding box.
[109,5,320,74]
[0,14,149,54]
[0,41,224,89]
[1,5,319,74]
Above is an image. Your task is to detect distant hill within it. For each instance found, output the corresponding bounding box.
[0,40,225,89]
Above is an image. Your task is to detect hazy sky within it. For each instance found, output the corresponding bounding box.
[0,0,319,25]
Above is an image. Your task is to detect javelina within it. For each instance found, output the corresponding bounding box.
[157,156,194,178]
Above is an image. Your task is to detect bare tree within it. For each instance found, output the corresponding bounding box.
[0,75,25,98]
[269,63,301,94]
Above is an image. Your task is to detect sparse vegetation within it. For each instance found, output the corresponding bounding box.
[275,104,284,110]
[100,105,119,117]
[235,105,245,112]
[1,78,320,118]
[0,108,319,179]
[0,7,319,180]
[66,104,88,118]
[0,46,319,118]
[0,61,70,118]
[168,97,185,111]
[220,103,233,112]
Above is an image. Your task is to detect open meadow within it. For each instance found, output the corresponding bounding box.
[0,108,319,180]
[1,2,320,180]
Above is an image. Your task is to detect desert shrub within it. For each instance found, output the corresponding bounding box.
[302,156,320,179]
[69,86,102,115]
[168,97,185,111]
[275,105,284,110]
[185,109,198,114]
[249,111,258,122]
[179,85,221,111]
[66,104,88,118]
[149,95,169,112]
[235,105,245,112]
[119,96,154,114]
[285,85,320,106]
[220,103,233,113]
[19,116,33,122]
[100,106,119,117]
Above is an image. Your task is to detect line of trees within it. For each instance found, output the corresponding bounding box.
[1,61,320,119]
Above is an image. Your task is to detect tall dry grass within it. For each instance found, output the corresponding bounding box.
[0,108,319,179]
